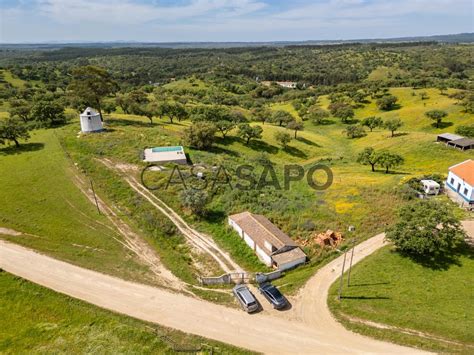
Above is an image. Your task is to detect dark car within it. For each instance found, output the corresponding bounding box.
[258,283,288,309]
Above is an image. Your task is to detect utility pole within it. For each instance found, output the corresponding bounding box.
[337,249,347,301]
[346,225,356,287]
[347,238,356,287]
[90,179,101,215]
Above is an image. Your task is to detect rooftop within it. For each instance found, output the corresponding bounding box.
[271,247,306,265]
[143,146,186,163]
[229,212,297,250]
[448,138,474,148]
[449,159,474,186]
[437,133,463,141]
[81,107,99,116]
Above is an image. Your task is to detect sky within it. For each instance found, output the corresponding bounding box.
[1,0,473,43]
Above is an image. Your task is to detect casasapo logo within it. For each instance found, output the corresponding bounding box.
[141,164,333,191]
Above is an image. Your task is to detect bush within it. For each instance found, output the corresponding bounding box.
[343,125,366,139]
[274,131,292,148]
[455,124,474,138]
[180,188,209,217]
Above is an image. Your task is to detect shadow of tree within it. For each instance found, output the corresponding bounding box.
[106,118,154,128]
[0,142,45,156]
[380,103,402,111]
[248,139,279,154]
[215,136,240,146]
[391,132,409,137]
[209,145,240,157]
[344,118,360,125]
[349,282,390,287]
[341,295,390,300]
[396,243,474,271]
[313,119,336,126]
[204,209,226,223]
[283,145,308,158]
[432,121,453,129]
[296,137,321,147]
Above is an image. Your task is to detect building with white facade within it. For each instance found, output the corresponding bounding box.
[446,159,474,206]
[80,107,103,133]
[228,212,306,271]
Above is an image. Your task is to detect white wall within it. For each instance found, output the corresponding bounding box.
[256,245,272,266]
[447,172,474,202]
[277,256,306,271]
[264,240,274,253]
[80,114,103,133]
[243,232,255,250]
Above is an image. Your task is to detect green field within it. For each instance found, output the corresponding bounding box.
[0,271,251,354]
[0,128,156,284]
[328,246,474,352]
[57,87,473,294]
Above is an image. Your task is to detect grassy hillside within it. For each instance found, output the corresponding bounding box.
[0,271,251,354]
[57,87,473,294]
[328,246,474,353]
[0,129,156,284]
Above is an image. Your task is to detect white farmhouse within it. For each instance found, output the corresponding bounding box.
[80,107,103,133]
[446,159,474,206]
[228,211,306,271]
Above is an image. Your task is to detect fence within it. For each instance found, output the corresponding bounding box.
[199,270,283,285]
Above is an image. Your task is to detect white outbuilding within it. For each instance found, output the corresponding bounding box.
[228,211,307,271]
[420,179,440,195]
[80,107,103,133]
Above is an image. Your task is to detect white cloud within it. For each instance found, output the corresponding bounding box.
[35,0,267,25]
[273,0,472,20]
[1,0,472,42]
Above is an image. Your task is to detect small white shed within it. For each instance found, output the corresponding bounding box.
[420,180,440,195]
[80,107,103,133]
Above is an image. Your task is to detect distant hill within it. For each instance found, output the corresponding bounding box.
[1,33,473,50]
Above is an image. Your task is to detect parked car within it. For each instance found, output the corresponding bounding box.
[258,283,288,309]
[232,284,259,313]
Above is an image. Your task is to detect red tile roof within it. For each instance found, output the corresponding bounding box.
[449,159,474,186]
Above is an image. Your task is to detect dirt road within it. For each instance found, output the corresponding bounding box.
[290,233,386,326]
[100,158,243,273]
[71,171,185,290]
[0,238,425,354]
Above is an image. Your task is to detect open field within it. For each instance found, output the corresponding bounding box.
[0,128,158,285]
[0,270,250,354]
[328,245,474,352]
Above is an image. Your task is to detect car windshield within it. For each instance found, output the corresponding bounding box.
[267,287,283,299]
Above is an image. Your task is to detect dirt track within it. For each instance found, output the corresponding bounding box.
[71,170,185,290]
[100,158,243,273]
[0,237,426,354]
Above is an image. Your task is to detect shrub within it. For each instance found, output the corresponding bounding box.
[455,124,474,138]
[183,121,217,150]
[343,125,366,139]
